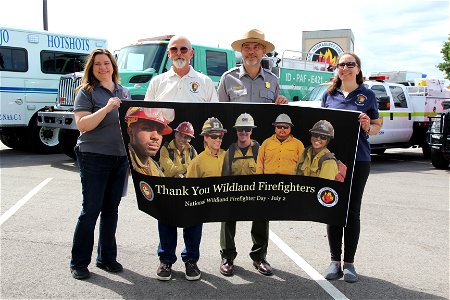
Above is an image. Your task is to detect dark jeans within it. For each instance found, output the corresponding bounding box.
[70,150,128,270]
[327,161,370,263]
[157,221,203,264]
[220,221,269,261]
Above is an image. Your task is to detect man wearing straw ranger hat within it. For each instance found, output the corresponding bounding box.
[217,29,288,104]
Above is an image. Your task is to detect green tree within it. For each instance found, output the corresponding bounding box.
[437,36,450,79]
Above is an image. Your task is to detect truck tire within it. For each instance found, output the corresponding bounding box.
[59,129,79,160]
[0,132,29,151]
[430,148,449,169]
[30,123,62,154]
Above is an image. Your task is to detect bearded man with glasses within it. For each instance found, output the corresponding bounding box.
[144,35,218,102]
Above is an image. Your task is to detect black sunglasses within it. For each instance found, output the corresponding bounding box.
[311,133,328,140]
[207,134,223,140]
[169,46,189,54]
[276,125,290,130]
[337,62,358,69]
[236,127,252,132]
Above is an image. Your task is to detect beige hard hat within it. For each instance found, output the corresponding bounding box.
[309,120,334,138]
[200,117,227,136]
[272,113,293,127]
[234,113,257,128]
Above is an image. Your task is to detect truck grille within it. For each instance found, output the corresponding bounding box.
[58,76,82,107]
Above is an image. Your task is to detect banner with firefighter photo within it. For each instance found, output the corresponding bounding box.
[119,101,360,228]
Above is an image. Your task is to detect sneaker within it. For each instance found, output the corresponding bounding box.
[343,263,359,283]
[156,262,172,281]
[324,261,343,280]
[71,267,90,280]
[96,261,123,273]
[185,261,201,281]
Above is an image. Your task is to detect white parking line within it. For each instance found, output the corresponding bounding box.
[270,230,349,300]
[0,178,53,226]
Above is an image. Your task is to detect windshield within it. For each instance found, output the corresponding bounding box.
[116,44,167,72]
[302,84,329,101]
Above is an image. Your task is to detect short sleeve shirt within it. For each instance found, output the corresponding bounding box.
[144,66,218,102]
[321,84,379,161]
[217,65,280,103]
[73,84,130,156]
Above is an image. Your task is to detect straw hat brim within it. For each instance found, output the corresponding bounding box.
[231,38,275,53]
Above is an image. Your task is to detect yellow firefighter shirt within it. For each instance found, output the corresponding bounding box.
[296,146,338,180]
[159,139,197,178]
[256,134,304,175]
[222,141,258,176]
[187,146,225,178]
[128,144,164,176]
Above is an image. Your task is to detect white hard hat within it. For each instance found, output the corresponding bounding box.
[272,113,293,127]
[234,113,257,128]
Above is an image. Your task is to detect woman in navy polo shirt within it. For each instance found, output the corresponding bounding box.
[321,52,382,283]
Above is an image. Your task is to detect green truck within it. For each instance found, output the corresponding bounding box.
[37,35,333,158]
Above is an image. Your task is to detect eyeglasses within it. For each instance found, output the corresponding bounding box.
[276,125,290,130]
[207,134,223,140]
[169,46,190,54]
[236,127,252,132]
[337,62,358,69]
[312,133,328,140]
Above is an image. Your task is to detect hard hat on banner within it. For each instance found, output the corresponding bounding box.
[234,113,257,128]
[201,117,227,136]
[125,107,174,135]
[272,113,294,127]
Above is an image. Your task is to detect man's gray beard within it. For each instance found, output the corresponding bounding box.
[173,58,187,69]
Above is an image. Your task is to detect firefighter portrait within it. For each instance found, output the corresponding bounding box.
[125,107,174,176]
[296,120,339,180]
[219,112,267,277]
[256,113,305,175]
[158,117,227,282]
[159,121,197,178]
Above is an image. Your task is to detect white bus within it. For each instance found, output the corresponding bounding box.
[0,27,106,153]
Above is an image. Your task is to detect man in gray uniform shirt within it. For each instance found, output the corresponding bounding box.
[217,29,288,278]
[217,29,288,104]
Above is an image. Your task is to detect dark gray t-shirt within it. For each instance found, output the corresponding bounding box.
[73,84,130,156]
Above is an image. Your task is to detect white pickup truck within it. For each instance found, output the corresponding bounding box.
[290,76,450,156]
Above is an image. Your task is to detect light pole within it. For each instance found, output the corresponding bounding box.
[43,0,48,31]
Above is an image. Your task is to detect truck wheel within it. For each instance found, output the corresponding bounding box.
[59,129,79,160]
[30,123,62,154]
[422,144,431,159]
[0,133,29,151]
[430,149,449,169]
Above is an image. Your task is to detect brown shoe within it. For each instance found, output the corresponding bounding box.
[253,259,273,276]
[220,258,234,276]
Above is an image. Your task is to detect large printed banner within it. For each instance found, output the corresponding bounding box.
[119,101,360,228]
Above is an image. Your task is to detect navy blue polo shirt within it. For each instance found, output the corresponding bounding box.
[321,84,379,161]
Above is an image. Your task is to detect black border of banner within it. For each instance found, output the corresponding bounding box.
[119,101,360,228]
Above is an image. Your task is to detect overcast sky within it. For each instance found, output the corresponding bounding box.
[3,0,449,78]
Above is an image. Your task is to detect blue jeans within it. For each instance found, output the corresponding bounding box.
[157,221,203,264]
[70,150,128,270]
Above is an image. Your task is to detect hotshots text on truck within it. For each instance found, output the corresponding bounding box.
[0,27,107,153]
[38,35,333,158]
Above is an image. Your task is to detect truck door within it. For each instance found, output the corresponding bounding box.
[0,46,28,127]
[368,84,412,144]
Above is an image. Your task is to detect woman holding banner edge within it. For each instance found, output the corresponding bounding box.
[321,52,382,283]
